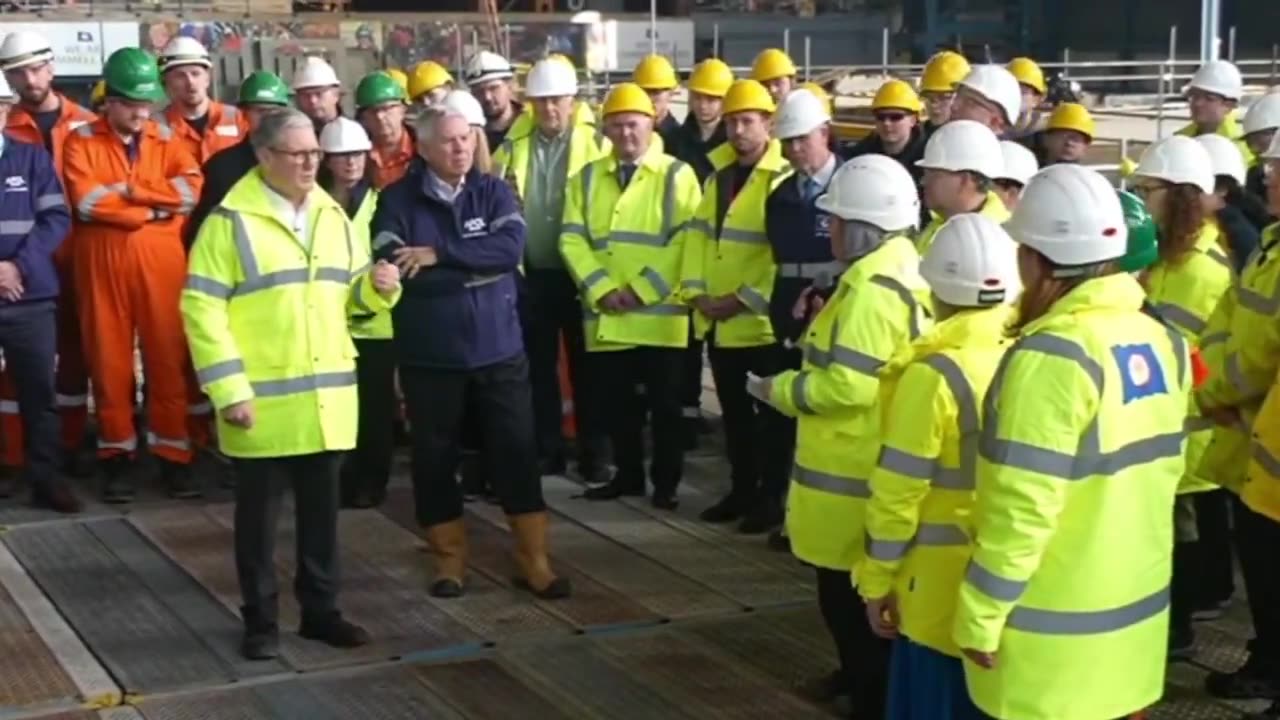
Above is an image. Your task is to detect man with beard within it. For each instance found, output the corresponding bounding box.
[464,51,521,151]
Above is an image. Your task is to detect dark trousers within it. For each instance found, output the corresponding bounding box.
[1194,489,1236,604]
[0,300,58,489]
[340,338,396,499]
[593,347,685,494]
[816,567,891,719]
[681,317,704,415]
[707,342,796,504]
[1236,498,1280,667]
[234,452,342,625]
[400,355,545,527]
[520,268,606,470]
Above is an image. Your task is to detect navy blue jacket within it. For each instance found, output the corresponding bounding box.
[0,135,69,303]
[372,164,526,370]
[765,160,842,345]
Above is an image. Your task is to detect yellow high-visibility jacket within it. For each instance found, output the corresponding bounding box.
[181,169,399,458]
[954,273,1189,720]
[859,304,1014,657]
[1177,110,1256,168]
[345,187,392,340]
[493,106,609,199]
[916,192,1010,257]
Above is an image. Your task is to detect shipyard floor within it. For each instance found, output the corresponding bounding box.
[0,432,1268,720]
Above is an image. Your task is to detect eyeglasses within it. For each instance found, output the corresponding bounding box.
[270,147,323,164]
[875,112,908,123]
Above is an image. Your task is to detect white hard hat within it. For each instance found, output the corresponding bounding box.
[1243,93,1280,136]
[1004,164,1127,268]
[921,213,1021,307]
[439,90,486,127]
[996,140,1039,186]
[1133,135,1215,194]
[465,50,514,86]
[159,36,212,72]
[956,64,1022,125]
[319,117,372,154]
[816,153,921,231]
[772,88,831,140]
[0,73,12,102]
[0,30,53,72]
[292,57,341,90]
[524,58,577,98]
[1184,60,1243,101]
[1195,134,1247,186]
[916,119,1004,179]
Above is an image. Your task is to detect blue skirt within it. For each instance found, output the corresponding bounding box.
[886,637,987,720]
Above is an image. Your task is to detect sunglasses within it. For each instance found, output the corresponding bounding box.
[875,112,908,123]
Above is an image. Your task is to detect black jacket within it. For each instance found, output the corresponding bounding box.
[665,113,727,184]
[845,126,929,225]
[1243,164,1274,231]
[1219,202,1262,272]
[185,138,257,248]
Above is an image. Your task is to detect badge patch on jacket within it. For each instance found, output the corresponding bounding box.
[1112,343,1167,403]
[462,217,487,237]
[4,176,27,192]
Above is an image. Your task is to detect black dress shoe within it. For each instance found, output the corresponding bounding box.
[767,529,791,553]
[582,480,644,501]
[650,491,679,511]
[31,482,82,514]
[299,613,370,648]
[100,457,135,504]
[162,460,202,499]
[698,494,747,523]
[241,626,280,660]
[429,578,465,598]
[738,501,784,535]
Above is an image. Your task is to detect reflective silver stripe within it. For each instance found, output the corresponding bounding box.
[1200,331,1228,349]
[74,124,93,138]
[777,261,845,280]
[1205,247,1231,270]
[351,281,375,314]
[865,523,969,562]
[965,561,1027,602]
[1007,586,1169,635]
[98,437,138,451]
[561,222,589,237]
[465,274,505,288]
[793,463,869,498]
[869,274,923,339]
[865,537,910,562]
[719,227,768,244]
[155,122,173,140]
[372,230,403,250]
[639,266,672,298]
[1185,415,1215,432]
[491,211,524,231]
[314,267,351,284]
[608,230,666,247]
[1225,352,1258,397]
[1237,283,1280,315]
[35,193,64,211]
[681,279,708,292]
[76,181,126,221]
[578,164,605,250]
[55,393,88,408]
[583,303,685,319]
[1252,441,1280,476]
[791,371,814,414]
[580,268,610,292]
[185,274,233,299]
[0,220,34,234]
[236,268,311,296]
[877,446,935,480]
[660,161,686,243]
[211,208,260,279]
[1155,302,1206,336]
[736,285,769,314]
[188,401,212,415]
[923,353,980,491]
[688,218,714,236]
[251,371,357,398]
[829,344,884,376]
[171,175,196,214]
[146,432,191,451]
[197,358,246,385]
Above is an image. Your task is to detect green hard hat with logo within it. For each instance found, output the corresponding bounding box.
[102,48,166,103]
[238,71,292,107]
[355,71,406,110]
[1117,189,1159,273]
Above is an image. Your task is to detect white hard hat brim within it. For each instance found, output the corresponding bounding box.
[467,70,514,85]
[0,50,53,72]
[1182,81,1242,101]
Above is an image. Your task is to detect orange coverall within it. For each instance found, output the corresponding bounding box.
[0,95,96,466]
[369,127,416,189]
[63,118,203,464]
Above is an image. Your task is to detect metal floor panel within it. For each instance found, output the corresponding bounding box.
[465,495,738,620]
[594,630,831,719]
[2,522,232,694]
[0,565,83,709]
[347,504,570,643]
[411,658,576,720]
[251,681,342,720]
[1190,624,1251,676]
[86,519,284,680]
[682,607,838,692]
[541,477,811,610]
[301,668,465,719]
[1156,662,1258,719]
[135,687,275,720]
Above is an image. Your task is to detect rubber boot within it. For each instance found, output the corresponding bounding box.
[507,512,572,599]
[423,519,468,598]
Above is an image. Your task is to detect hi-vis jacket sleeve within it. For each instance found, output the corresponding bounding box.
[12,147,70,283]
[630,163,701,306]
[181,212,253,410]
[953,343,1097,653]
[1199,286,1277,409]
[63,135,150,230]
[130,144,203,216]
[769,282,902,417]
[677,185,714,302]
[860,361,951,600]
[346,214,401,318]
[559,169,620,308]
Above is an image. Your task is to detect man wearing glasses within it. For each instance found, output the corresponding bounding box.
[845,79,929,225]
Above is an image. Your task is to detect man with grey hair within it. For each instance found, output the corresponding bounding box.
[372,106,571,601]
[182,107,402,660]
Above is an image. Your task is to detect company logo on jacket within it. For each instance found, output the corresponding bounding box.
[462,216,487,236]
[4,176,27,192]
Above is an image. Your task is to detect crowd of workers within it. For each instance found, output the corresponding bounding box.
[0,24,1277,720]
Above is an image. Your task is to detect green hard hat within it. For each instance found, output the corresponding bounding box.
[237,71,291,107]
[1118,189,1159,273]
[355,71,406,110]
[102,48,165,103]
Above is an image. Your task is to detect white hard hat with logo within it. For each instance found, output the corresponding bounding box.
[1184,60,1243,101]
[465,51,514,86]
[319,117,372,154]
[524,58,577,98]
[1133,135,1216,194]
[1243,92,1280,136]
[816,153,921,231]
[921,213,1021,307]
[1195,134,1247,186]
[916,119,1004,179]
[0,30,53,72]
[440,90,485,127]
[159,36,212,72]
[1005,164,1127,267]
[292,57,341,90]
[997,140,1039,186]
[956,64,1022,125]
[772,88,831,140]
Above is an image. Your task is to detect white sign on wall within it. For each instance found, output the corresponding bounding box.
[582,19,696,73]
[0,22,138,77]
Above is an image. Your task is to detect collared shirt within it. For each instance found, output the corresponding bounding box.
[370,128,416,190]
[795,153,837,200]
[426,168,466,203]
[523,128,572,269]
[263,182,312,250]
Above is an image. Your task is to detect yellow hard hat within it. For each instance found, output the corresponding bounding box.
[1006,56,1047,95]
[920,50,971,93]
[723,79,776,115]
[548,53,575,69]
[90,79,106,106]
[688,58,733,97]
[798,82,834,115]
[751,48,796,83]
[408,61,454,100]
[872,79,923,113]
[385,68,409,93]
[633,54,677,91]
[1047,102,1096,139]
[603,82,655,117]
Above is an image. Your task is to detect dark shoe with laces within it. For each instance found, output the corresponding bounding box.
[31,482,81,514]
[738,499,784,535]
[299,613,370,649]
[100,456,134,504]
[162,460,202,499]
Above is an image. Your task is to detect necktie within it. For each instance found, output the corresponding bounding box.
[803,177,819,202]
[619,164,636,190]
